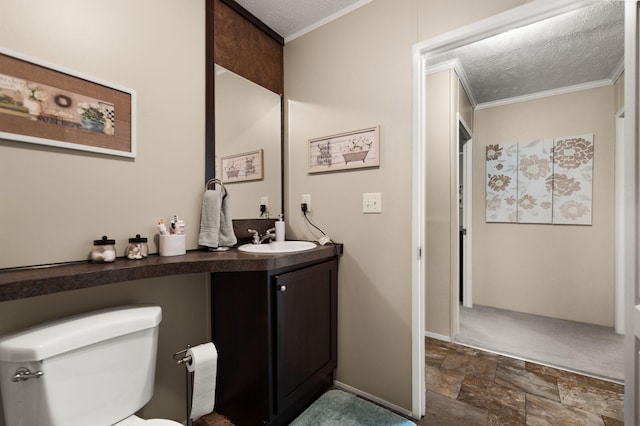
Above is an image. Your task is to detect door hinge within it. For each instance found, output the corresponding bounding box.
[418,247,422,258]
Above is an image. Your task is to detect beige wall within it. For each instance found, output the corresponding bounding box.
[1,1,206,267]
[473,86,616,326]
[284,0,525,411]
[424,69,459,338]
[0,1,209,422]
[459,80,474,130]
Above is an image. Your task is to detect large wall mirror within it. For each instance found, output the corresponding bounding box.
[214,64,282,219]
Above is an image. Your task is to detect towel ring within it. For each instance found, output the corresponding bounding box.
[206,178,224,190]
[205,178,228,199]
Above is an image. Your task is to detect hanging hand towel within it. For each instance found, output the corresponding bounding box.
[218,188,237,247]
[198,187,237,248]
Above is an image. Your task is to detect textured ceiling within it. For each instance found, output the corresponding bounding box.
[233,0,366,41]
[233,0,624,105]
[429,1,624,105]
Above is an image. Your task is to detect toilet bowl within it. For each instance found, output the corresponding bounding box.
[0,306,183,426]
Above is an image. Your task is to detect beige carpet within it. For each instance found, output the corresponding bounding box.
[455,305,624,382]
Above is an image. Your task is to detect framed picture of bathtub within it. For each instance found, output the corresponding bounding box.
[308,126,380,174]
[0,47,136,158]
[220,149,264,183]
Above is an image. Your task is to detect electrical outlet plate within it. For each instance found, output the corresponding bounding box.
[363,192,382,213]
[301,194,311,211]
[261,196,269,210]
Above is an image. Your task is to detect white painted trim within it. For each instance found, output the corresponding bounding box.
[611,56,625,83]
[614,108,625,335]
[424,58,460,76]
[424,331,451,342]
[623,1,639,424]
[333,381,413,418]
[460,122,473,309]
[426,59,477,108]
[284,0,374,43]
[414,0,599,58]
[410,43,426,420]
[475,79,612,110]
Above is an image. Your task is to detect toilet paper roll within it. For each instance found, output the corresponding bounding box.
[186,342,218,420]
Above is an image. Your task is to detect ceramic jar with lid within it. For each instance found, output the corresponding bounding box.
[126,234,149,260]
[91,236,116,263]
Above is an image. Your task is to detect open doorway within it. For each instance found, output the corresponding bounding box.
[412,2,626,415]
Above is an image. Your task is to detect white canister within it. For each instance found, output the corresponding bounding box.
[159,234,186,257]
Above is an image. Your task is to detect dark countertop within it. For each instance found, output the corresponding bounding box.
[0,243,342,302]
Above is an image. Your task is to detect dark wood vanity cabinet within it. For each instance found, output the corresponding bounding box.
[211,259,338,426]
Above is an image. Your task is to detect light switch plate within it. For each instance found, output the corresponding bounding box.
[363,192,382,213]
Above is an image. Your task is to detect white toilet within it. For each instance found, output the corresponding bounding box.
[0,305,183,426]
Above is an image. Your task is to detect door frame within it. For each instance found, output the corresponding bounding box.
[623,1,639,424]
[410,0,617,419]
[615,107,625,335]
[460,117,473,309]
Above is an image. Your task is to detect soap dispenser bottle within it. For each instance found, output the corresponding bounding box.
[275,214,285,242]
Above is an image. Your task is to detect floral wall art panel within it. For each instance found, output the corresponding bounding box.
[486,142,518,223]
[552,134,594,225]
[517,138,553,224]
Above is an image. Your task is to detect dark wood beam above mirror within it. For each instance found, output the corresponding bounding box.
[205,0,284,182]
[212,0,284,95]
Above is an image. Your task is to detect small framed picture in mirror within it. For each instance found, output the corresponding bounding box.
[220,149,264,183]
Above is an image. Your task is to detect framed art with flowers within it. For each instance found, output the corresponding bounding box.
[0,47,136,158]
[485,134,594,225]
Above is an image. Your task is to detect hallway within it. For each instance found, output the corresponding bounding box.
[455,305,624,382]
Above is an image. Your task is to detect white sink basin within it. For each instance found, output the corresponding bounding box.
[238,241,317,254]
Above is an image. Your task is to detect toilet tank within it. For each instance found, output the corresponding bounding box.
[0,305,162,426]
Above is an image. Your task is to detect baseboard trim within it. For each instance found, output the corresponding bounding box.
[424,331,451,342]
[333,380,413,418]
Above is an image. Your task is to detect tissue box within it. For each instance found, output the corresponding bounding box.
[159,234,186,257]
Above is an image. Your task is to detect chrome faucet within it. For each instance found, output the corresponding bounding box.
[248,228,276,244]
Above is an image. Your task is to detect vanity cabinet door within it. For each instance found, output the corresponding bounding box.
[274,260,337,418]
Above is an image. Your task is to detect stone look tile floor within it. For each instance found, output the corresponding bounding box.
[195,338,625,425]
[422,338,624,425]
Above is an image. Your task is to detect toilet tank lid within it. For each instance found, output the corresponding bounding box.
[0,305,162,362]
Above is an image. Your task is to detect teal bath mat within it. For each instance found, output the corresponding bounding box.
[290,390,416,426]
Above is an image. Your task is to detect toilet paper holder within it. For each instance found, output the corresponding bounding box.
[173,345,195,426]
[173,346,193,366]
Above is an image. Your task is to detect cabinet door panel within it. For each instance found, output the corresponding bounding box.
[275,260,337,414]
